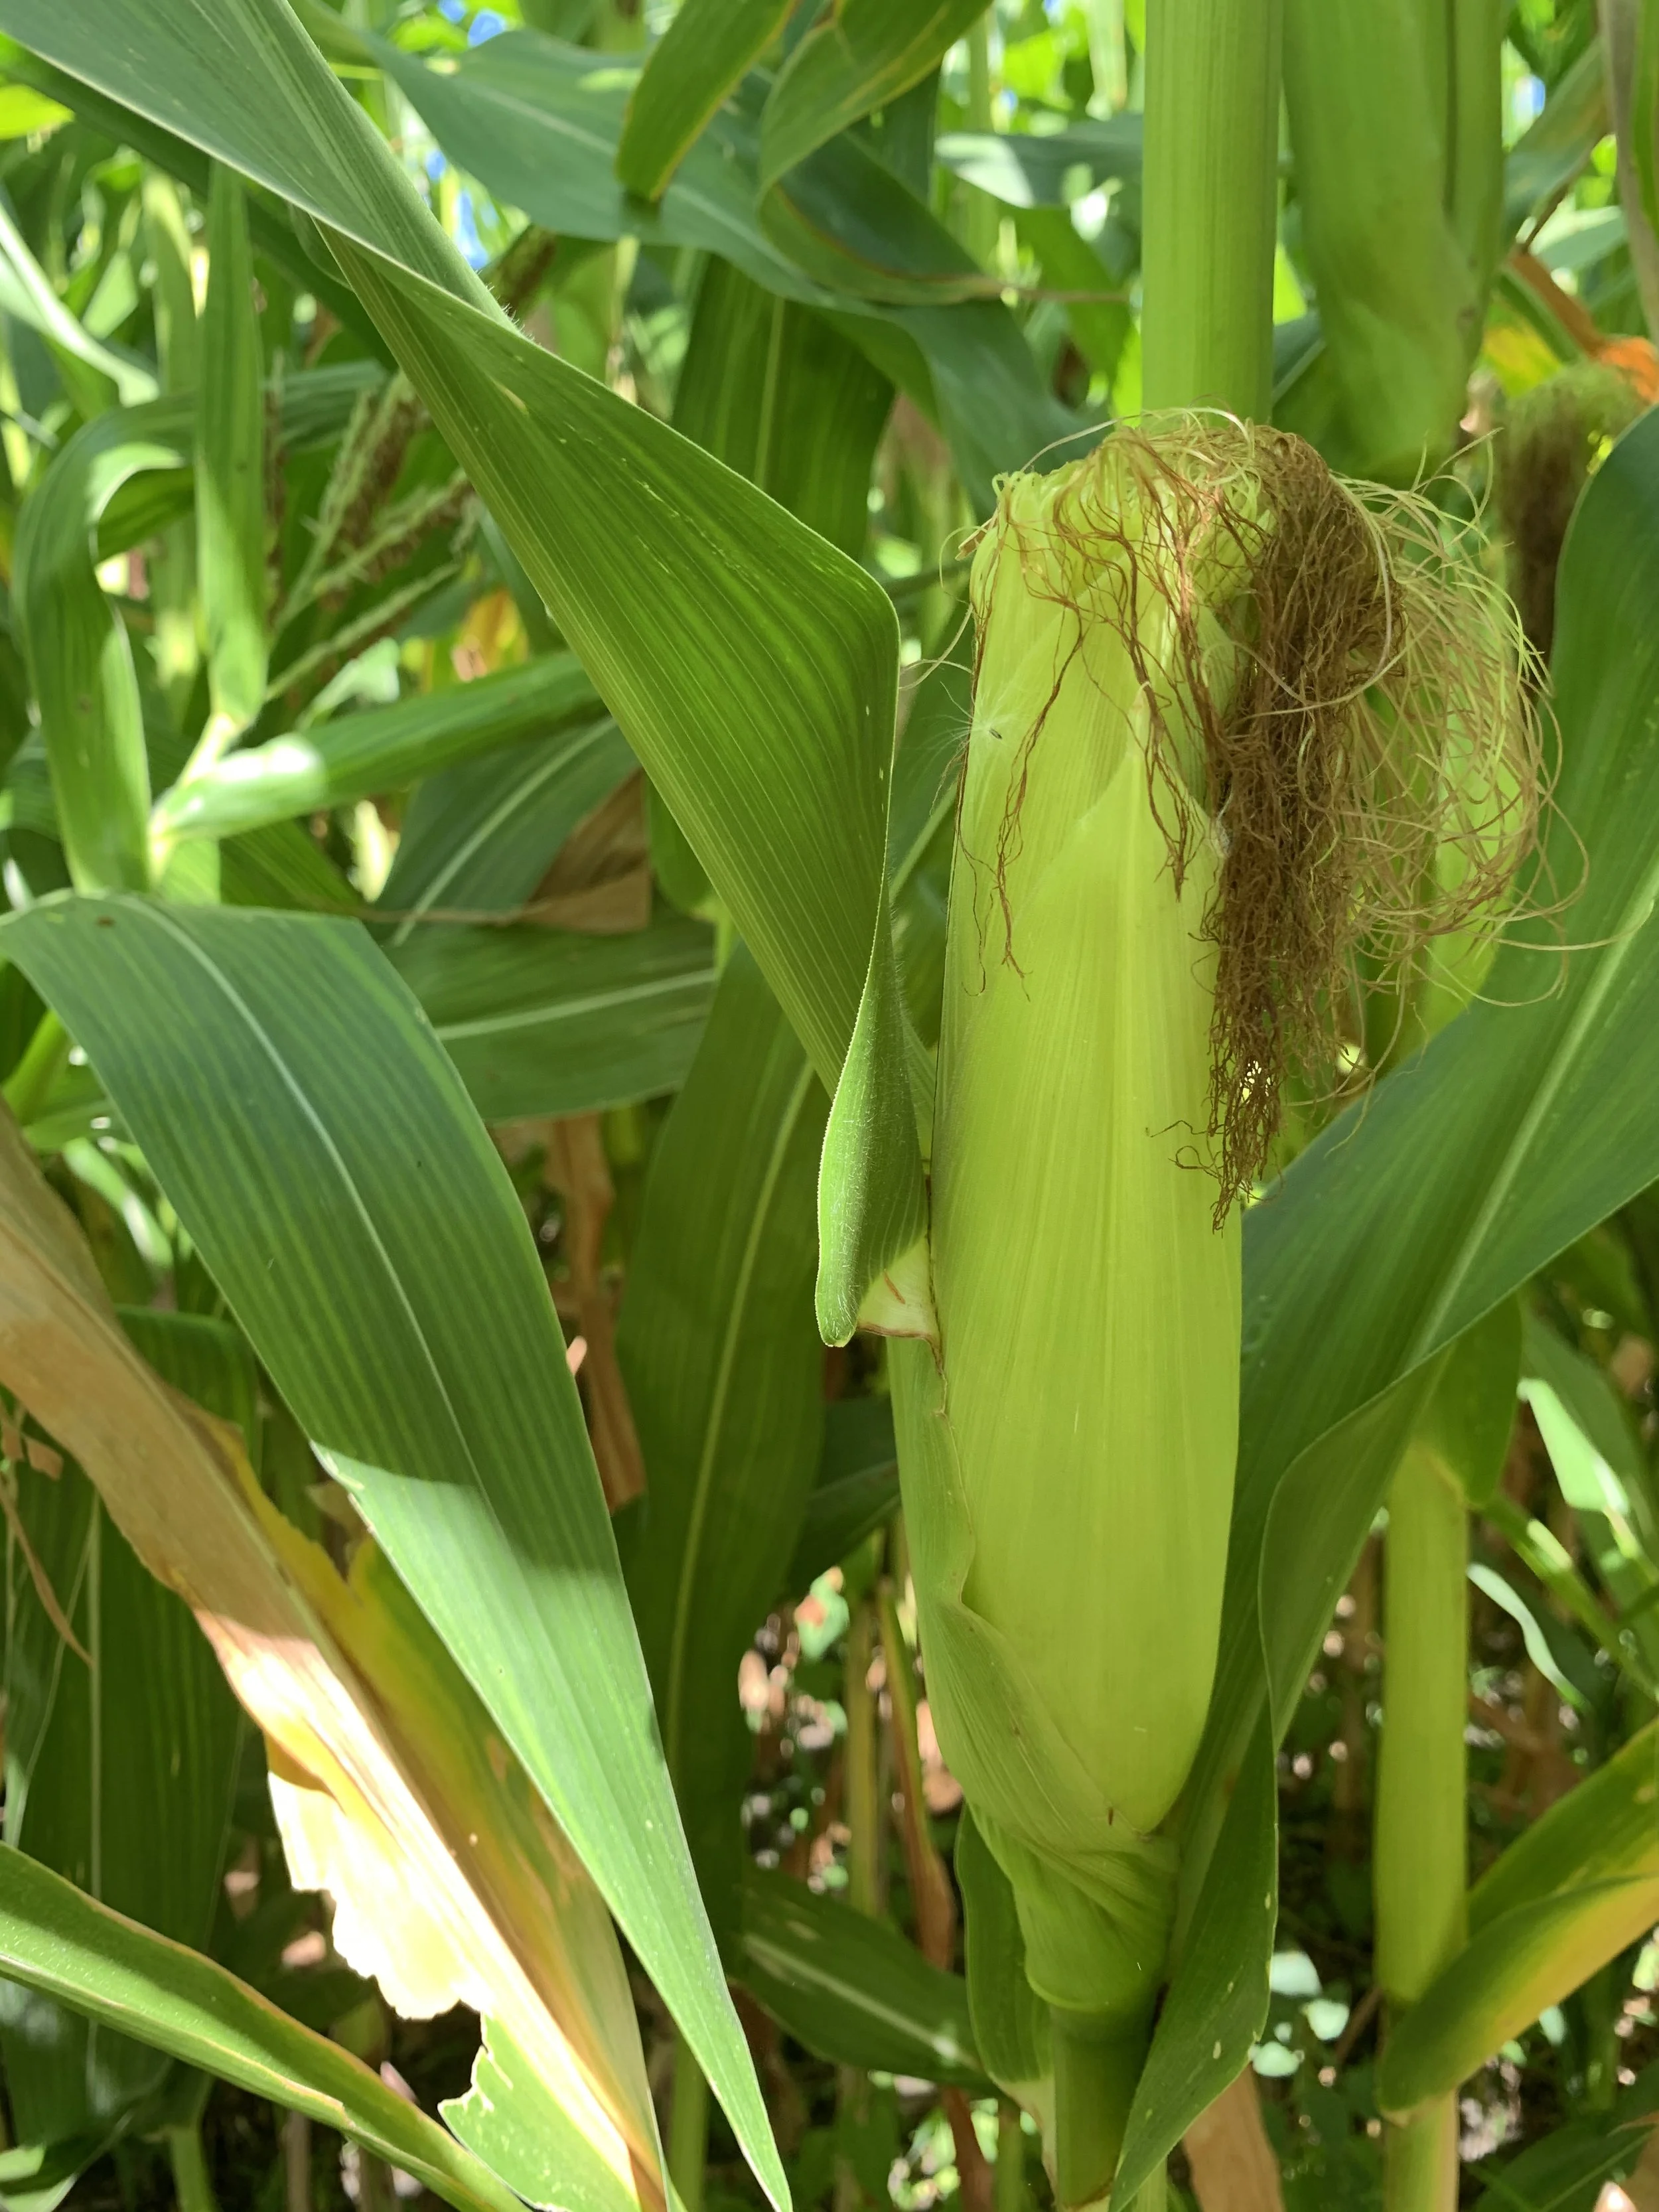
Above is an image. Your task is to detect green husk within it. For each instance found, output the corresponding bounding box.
[901,417,1540,2204]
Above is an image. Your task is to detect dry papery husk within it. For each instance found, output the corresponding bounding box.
[973,414,1547,1211]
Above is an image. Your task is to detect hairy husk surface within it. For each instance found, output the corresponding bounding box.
[903,418,1540,2204]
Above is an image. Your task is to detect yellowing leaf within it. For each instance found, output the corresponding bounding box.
[0,1102,665,2212]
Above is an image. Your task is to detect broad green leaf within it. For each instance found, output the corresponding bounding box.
[758,0,985,191]
[195,167,267,750]
[377,719,636,941]
[1482,1491,1655,1700]
[1378,1726,1659,2116]
[0,1848,526,2212]
[672,257,892,559]
[0,889,780,2206]
[0,1088,668,2212]
[391,912,717,1125]
[1468,1561,1600,1712]
[378,33,814,301]
[222,820,354,913]
[13,398,192,891]
[319,231,926,1325]
[118,1309,259,1458]
[616,950,826,1945]
[332,241,893,1099]
[615,0,792,202]
[933,117,1142,206]
[142,171,198,396]
[759,129,996,307]
[0,38,386,356]
[737,1867,987,2091]
[153,653,602,844]
[1015,206,1133,390]
[372,33,1068,506]
[815,877,930,1343]
[656,248,922,1347]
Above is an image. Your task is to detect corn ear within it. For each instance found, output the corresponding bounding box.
[898,421,1538,2205]
[895,441,1242,2203]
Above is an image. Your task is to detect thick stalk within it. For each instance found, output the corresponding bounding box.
[1141,0,1282,416]
[1376,1442,1468,2212]
[668,2038,709,2212]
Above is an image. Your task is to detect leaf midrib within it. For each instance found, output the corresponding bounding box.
[434,964,714,1043]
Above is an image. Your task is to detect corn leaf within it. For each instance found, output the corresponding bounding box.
[0,1848,527,2212]
[0,887,778,2202]
[0,1090,669,2212]
[614,0,792,202]
[671,256,893,557]
[758,129,995,307]
[196,167,267,743]
[391,913,717,1125]
[0,38,386,357]
[758,0,987,192]
[376,719,636,940]
[372,33,1070,506]
[382,33,810,298]
[616,949,826,1945]
[736,1867,987,2091]
[13,400,193,891]
[154,653,602,844]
